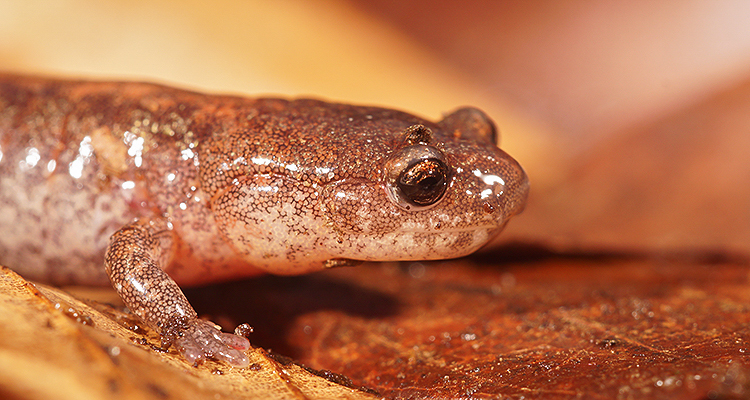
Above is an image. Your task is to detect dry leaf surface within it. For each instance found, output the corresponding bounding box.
[3,250,750,399]
[0,266,380,400]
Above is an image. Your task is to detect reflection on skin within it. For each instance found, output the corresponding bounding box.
[69,136,94,178]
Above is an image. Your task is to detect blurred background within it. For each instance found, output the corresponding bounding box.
[1,0,748,256]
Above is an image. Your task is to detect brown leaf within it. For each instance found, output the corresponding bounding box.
[259,257,750,399]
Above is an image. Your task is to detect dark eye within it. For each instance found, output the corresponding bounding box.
[397,158,449,206]
[384,144,451,210]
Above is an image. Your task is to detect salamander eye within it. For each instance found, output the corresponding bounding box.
[397,158,448,206]
[385,144,452,210]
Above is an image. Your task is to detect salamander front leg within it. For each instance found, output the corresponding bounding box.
[105,219,250,367]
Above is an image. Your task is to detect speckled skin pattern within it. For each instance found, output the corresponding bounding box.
[0,74,528,366]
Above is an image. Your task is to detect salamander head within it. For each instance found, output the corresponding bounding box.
[207,102,528,275]
[323,107,529,262]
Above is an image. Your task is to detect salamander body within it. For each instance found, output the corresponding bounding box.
[0,74,528,366]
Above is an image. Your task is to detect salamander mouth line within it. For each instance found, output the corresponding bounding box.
[391,225,500,234]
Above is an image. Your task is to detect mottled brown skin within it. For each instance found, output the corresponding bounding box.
[0,74,528,367]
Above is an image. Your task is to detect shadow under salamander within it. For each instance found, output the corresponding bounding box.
[183,271,399,358]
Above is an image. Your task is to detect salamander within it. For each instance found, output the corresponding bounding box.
[0,74,529,367]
